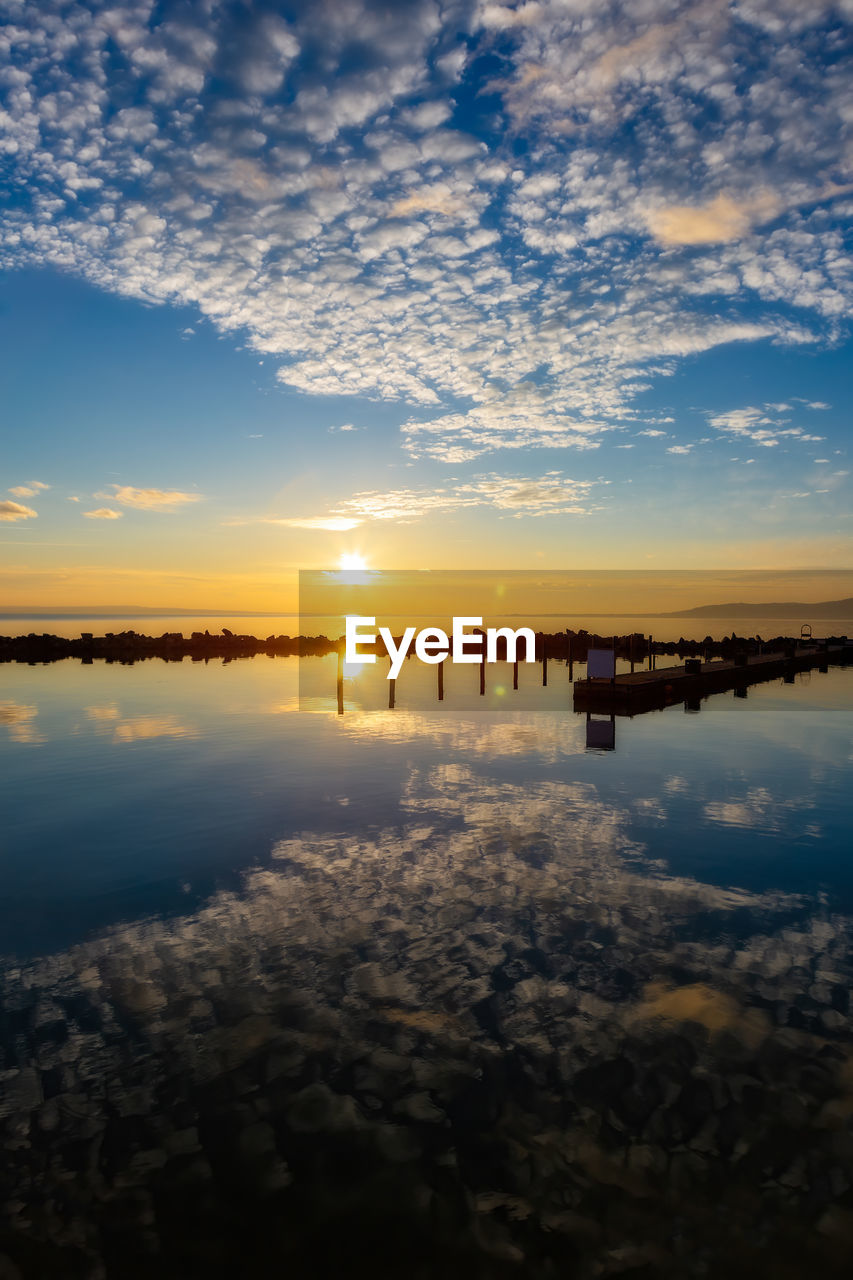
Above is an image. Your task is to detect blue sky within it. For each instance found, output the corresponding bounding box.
[0,0,851,606]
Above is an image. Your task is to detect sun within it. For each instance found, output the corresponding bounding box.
[339,552,368,571]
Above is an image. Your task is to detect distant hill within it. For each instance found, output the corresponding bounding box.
[666,598,853,620]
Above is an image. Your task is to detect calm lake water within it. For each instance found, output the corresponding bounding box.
[1,650,852,1277]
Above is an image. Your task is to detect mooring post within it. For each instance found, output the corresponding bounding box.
[473,627,485,696]
[389,654,395,709]
[542,643,548,687]
[513,658,518,690]
[336,647,344,715]
[648,635,654,671]
[630,634,635,673]
[568,631,573,679]
[438,658,444,701]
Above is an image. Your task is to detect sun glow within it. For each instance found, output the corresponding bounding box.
[339,553,368,571]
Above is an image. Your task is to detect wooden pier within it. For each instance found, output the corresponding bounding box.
[573,643,851,716]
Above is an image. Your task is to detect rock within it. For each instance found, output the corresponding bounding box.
[109,1086,154,1118]
[236,1120,276,1159]
[116,1147,168,1185]
[163,1126,201,1157]
[36,1097,60,1133]
[816,1205,853,1242]
[235,1124,293,1195]
[395,1091,446,1124]
[374,1123,422,1163]
[0,1068,43,1119]
[830,985,850,1014]
[286,1082,365,1132]
[778,1155,808,1189]
[668,1150,706,1191]
[627,1143,668,1178]
[159,1154,215,1192]
[263,1043,306,1084]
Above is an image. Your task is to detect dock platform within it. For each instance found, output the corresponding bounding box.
[573,643,851,716]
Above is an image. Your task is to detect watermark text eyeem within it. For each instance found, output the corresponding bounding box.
[345,616,536,679]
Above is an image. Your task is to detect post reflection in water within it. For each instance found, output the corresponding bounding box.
[0,658,852,1278]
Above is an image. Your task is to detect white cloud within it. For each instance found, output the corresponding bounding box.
[709,403,828,447]
[0,0,850,469]
[96,485,203,511]
[84,507,124,519]
[232,515,362,531]
[294,471,603,525]
[9,481,50,497]
[0,501,37,522]
[401,389,610,461]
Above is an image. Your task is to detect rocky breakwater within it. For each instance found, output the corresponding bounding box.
[0,630,339,666]
[2,628,829,668]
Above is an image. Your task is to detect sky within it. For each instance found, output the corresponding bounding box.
[1,0,852,611]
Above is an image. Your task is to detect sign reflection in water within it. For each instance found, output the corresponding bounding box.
[586,713,617,750]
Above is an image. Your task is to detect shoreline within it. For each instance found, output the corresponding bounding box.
[2,627,848,666]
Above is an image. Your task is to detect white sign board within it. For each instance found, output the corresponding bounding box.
[587,648,616,679]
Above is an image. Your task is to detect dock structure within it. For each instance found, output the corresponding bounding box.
[573,642,852,716]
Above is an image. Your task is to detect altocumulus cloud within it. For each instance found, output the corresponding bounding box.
[95,485,203,512]
[235,472,603,528]
[252,516,362,532]
[708,405,827,448]
[83,507,123,519]
[0,501,37,522]
[8,481,50,498]
[0,0,851,471]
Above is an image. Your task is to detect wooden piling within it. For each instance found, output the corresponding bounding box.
[336,648,344,715]
[438,659,444,701]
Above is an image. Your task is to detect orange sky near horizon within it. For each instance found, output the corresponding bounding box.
[2,557,852,618]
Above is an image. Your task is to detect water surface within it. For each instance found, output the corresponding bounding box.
[1,654,852,1277]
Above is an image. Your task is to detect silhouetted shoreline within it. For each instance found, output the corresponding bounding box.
[1,628,848,665]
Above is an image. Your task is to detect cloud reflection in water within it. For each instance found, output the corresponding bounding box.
[2,757,853,1275]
